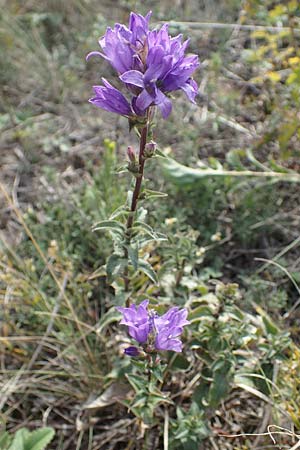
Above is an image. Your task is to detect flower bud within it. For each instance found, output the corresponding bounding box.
[124,346,140,357]
[127,146,136,162]
[144,141,156,158]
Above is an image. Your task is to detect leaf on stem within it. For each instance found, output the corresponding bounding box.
[92,220,126,236]
[96,307,122,334]
[138,259,159,284]
[106,253,127,281]
[132,221,167,242]
[142,188,168,200]
[127,244,139,271]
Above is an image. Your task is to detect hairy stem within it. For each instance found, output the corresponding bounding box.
[127,123,149,229]
[124,112,150,296]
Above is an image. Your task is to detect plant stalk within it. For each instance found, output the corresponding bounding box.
[126,123,149,230]
[124,111,150,296]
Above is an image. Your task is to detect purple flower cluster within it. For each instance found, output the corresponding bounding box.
[117,300,190,353]
[87,12,199,119]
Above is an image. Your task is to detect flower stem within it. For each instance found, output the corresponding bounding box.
[127,123,149,230]
[124,111,150,296]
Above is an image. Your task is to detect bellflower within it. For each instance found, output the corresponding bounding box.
[87,11,199,119]
[117,299,150,343]
[154,307,190,352]
[155,328,184,352]
[117,301,190,353]
[89,78,133,116]
[154,307,190,332]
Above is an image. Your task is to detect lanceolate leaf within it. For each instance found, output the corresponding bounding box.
[142,188,168,199]
[23,428,55,450]
[138,259,158,284]
[135,233,167,248]
[7,428,55,450]
[96,307,123,334]
[106,254,126,281]
[127,244,139,271]
[92,220,126,236]
[162,156,300,185]
[9,428,28,450]
[126,373,147,393]
[132,221,167,242]
[132,221,156,238]
[0,432,11,449]
[109,206,129,220]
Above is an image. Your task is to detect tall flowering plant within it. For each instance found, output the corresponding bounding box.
[87,11,199,296]
[87,11,198,427]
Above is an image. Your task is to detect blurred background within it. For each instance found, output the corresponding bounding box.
[1,1,300,449]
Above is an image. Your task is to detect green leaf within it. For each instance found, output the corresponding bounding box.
[127,245,139,271]
[226,148,246,170]
[256,306,279,335]
[162,156,300,185]
[208,358,234,407]
[189,306,214,322]
[153,148,169,159]
[92,220,125,236]
[109,206,129,220]
[9,429,28,450]
[262,316,279,336]
[7,428,55,450]
[142,188,168,200]
[126,373,147,393]
[138,259,158,284]
[106,254,126,281]
[193,380,210,408]
[151,362,167,383]
[291,271,300,283]
[130,401,154,424]
[269,159,290,172]
[132,221,167,243]
[114,163,129,174]
[96,307,122,334]
[147,391,173,408]
[134,234,166,249]
[176,406,185,421]
[132,221,156,238]
[24,428,55,450]
[171,354,190,371]
[278,120,299,152]
[0,432,11,450]
[130,359,147,371]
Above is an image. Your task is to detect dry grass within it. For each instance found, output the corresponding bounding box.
[1,1,300,449]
